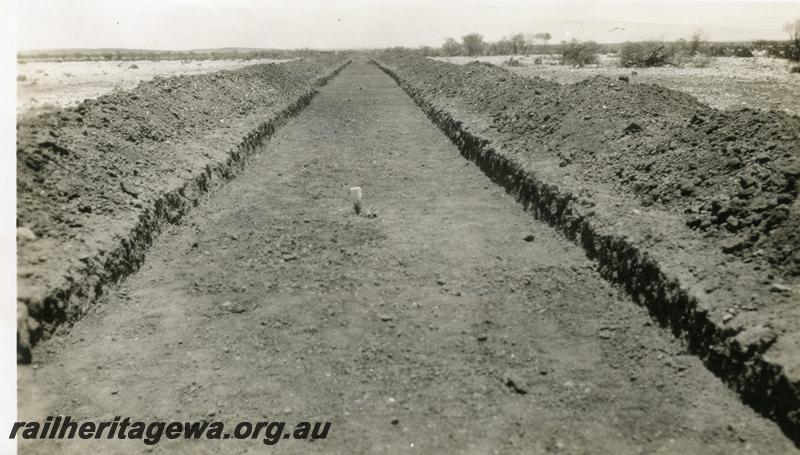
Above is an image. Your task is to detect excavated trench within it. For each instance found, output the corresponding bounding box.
[16,58,351,362]
[18,60,797,454]
[371,57,800,443]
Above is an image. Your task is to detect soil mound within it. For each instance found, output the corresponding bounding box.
[16,55,349,362]
[18,57,343,238]
[381,54,800,278]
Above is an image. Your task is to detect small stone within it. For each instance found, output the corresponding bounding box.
[435,279,446,286]
[220,301,246,313]
[770,283,791,293]
[679,180,695,196]
[721,236,748,254]
[739,175,757,188]
[523,234,535,242]
[686,215,703,228]
[390,418,400,426]
[725,216,740,232]
[689,114,705,125]
[503,371,528,395]
[725,157,743,169]
[623,122,643,134]
[379,314,394,322]
[780,161,800,178]
[753,153,771,164]
[764,206,789,231]
[16,227,37,241]
[476,335,488,342]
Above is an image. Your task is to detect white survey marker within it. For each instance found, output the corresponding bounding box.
[350,187,363,214]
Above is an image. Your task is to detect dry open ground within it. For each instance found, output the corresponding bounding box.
[15,53,800,453]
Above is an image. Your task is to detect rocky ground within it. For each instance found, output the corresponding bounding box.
[19,61,797,454]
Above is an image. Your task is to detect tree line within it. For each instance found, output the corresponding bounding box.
[386,19,800,68]
[442,32,553,56]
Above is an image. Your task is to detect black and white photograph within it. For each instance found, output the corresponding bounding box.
[2,0,800,453]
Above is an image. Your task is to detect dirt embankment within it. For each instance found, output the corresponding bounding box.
[16,55,350,363]
[373,54,800,441]
[385,55,800,279]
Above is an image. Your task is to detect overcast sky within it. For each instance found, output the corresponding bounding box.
[17,0,800,50]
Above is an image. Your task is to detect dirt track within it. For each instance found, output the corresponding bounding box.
[19,62,797,453]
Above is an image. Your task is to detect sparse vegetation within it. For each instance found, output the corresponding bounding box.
[433,31,795,69]
[731,46,754,58]
[441,31,554,56]
[688,30,705,56]
[489,38,514,56]
[417,46,437,57]
[529,32,552,46]
[462,33,487,57]
[784,18,800,61]
[442,38,462,56]
[619,41,673,67]
[618,35,720,68]
[510,33,527,54]
[560,40,600,67]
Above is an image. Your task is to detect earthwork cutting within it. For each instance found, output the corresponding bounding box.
[13,20,800,452]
